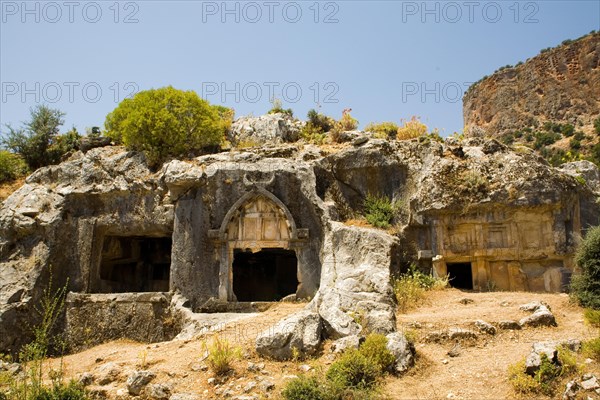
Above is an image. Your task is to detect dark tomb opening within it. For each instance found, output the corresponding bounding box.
[232,248,298,301]
[447,262,474,290]
[97,236,172,293]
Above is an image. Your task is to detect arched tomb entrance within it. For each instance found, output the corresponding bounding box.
[210,189,309,301]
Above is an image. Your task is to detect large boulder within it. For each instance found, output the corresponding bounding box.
[312,222,398,338]
[228,113,304,146]
[255,310,322,360]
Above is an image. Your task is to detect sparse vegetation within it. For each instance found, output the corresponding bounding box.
[281,375,327,400]
[267,98,293,117]
[508,347,579,396]
[583,337,600,361]
[594,117,600,135]
[330,109,359,143]
[0,275,85,400]
[364,122,399,140]
[326,349,380,390]
[282,333,394,400]
[357,334,395,374]
[570,225,600,309]
[201,336,242,376]
[584,309,600,328]
[396,117,428,140]
[394,264,448,312]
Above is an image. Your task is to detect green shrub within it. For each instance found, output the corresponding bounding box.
[594,117,600,135]
[534,131,561,149]
[364,122,399,140]
[307,109,334,133]
[202,336,242,376]
[501,133,515,145]
[300,123,327,145]
[583,337,600,361]
[105,86,224,166]
[363,193,398,229]
[326,349,379,390]
[584,309,600,328]
[281,375,327,400]
[570,139,581,150]
[562,124,575,137]
[0,151,27,183]
[570,225,600,309]
[574,131,585,141]
[358,334,395,373]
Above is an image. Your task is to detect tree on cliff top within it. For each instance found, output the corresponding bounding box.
[2,105,79,170]
[105,86,229,166]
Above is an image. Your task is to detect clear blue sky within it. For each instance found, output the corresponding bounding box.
[1,1,599,136]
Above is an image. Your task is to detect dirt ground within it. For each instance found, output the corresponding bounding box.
[38,289,600,399]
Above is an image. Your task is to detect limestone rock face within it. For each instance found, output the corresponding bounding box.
[0,133,597,357]
[464,32,600,137]
[228,113,304,146]
[312,222,398,336]
[255,310,322,360]
[558,161,600,194]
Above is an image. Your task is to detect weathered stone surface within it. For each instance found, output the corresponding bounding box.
[559,161,600,194]
[498,320,522,330]
[563,380,579,400]
[312,222,398,338]
[169,394,201,400]
[66,293,180,352]
[228,113,304,145]
[96,362,122,385]
[464,32,600,138]
[126,370,156,396]
[448,328,478,340]
[474,320,496,335]
[145,383,171,400]
[386,332,415,374]
[0,131,597,355]
[524,340,579,376]
[78,372,95,386]
[255,310,322,360]
[79,136,112,152]
[330,335,364,353]
[519,303,557,327]
[581,375,599,391]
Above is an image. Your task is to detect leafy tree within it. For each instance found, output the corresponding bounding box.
[2,105,77,170]
[105,86,226,166]
[571,225,600,309]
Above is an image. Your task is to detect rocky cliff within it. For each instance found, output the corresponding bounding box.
[463,32,600,137]
[0,120,599,356]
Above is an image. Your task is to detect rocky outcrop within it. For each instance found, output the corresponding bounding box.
[228,113,304,146]
[0,133,597,356]
[464,32,600,137]
[255,310,322,360]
